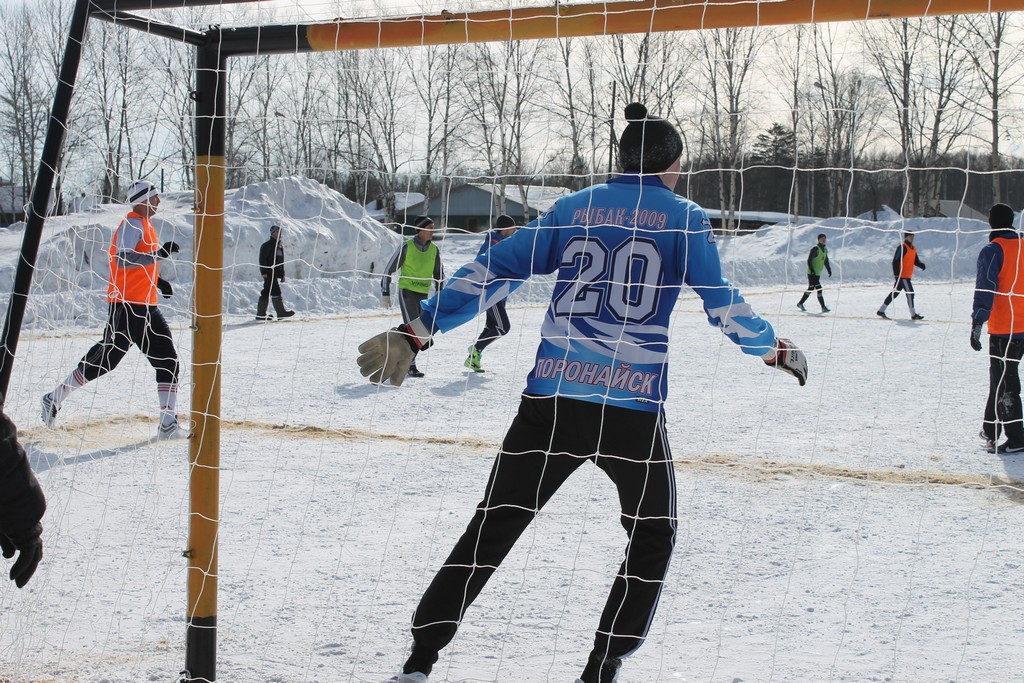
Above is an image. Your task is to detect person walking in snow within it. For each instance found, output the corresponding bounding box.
[464,214,518,372]
[257,225,294,320]
[357,102,808,683]
[380,216,444,378]
[797,233,832,313]
[41,180,184,439]
[972,203,1024,454]
[0,412,45,588]
[877,231,925,320]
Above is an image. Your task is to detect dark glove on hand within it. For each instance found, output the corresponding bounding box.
[1,523,42,588]
[157,241,180,258]
[156,278,173,299]
[970,323,984,352]
[920,262,926,270]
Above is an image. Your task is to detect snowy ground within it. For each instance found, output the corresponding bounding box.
[2,276,1023,683]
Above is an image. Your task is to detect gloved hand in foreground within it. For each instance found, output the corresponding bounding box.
[357,324,427,386]
[1,523,42,588]
[0,412,45,588]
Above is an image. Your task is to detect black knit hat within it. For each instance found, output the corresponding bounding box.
[989,203,1015,229]
[618,102,683,174]
[413,215,434,230]
[495,214,516,230]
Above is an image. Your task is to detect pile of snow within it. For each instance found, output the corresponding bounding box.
[0,176,1002,330]
[717,214,991,287]
[0,177,402,328]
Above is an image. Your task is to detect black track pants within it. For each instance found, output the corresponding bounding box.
[410,394,677,663]
[882,277,915,309]
[473,300,510,353]
[984,335,1024,443]
[78,302,179,385]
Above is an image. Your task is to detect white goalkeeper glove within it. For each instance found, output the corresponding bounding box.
[763,338,807,386]
[357,322,432,386]
[381,294,391,309]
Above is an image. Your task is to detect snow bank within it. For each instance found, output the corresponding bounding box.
[0,176,1001,329]
[717,214,991,287]
[0,177,402,328]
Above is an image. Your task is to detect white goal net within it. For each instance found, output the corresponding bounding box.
[1,1,1023,682]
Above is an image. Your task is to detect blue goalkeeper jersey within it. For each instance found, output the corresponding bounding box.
[420,174,776,412]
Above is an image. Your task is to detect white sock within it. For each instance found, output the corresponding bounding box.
[52,368,86,406]
[158,383,178,427]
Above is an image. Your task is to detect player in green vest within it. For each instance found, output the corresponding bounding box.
[381,216,445,377]
[797,233,832,313]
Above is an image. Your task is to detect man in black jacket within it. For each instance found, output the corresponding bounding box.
[0,412,45,588]
[257,225,294,320]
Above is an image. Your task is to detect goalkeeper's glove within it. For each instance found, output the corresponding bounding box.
[0,412,45,588]
[1,523,42,589]
[763,338,808,386]
[357,322,432,386]
[156,278,173,299]
[157,241,180,258]
[970,323,984,352]
[381,294,391,309]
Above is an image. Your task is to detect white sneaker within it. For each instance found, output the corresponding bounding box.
[384,673,428,683]
[157,420,188,440]
[41,392,58,428]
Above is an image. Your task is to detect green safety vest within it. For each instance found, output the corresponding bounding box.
[398,239,439,293]
[808,245,828,276]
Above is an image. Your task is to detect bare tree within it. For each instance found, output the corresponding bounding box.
[961,12,1024,204]
[344,47,413,224]
[808,25,881,217]
[769,25,806,220]
[696,27,762,231]
[544,37,593,190]
[863,17,975,215]
[0,3,49,194]
[405,42,467,223]
[464,40,545,221]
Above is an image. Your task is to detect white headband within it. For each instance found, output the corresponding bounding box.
[127,181,158,206]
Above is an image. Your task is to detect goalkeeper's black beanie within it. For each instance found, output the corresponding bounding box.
[618,102,683,174]
[989,203,1015,229]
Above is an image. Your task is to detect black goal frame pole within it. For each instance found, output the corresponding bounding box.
[0,0,91,408]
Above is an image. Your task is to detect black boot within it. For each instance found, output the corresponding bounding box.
[256,296,270,320]
[401,644,438,677]
[272,296,295,319]
[579,652,621,683]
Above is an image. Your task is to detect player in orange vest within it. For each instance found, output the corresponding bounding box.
[972,203,1024,454]
[877,231,926,320]
[41,180,184,439]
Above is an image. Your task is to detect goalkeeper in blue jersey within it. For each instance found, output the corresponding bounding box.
[358,103,808,683]
[464,213,519,372]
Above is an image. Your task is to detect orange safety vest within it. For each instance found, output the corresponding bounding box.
[107,212,159,305]
[989,237,1024,335]
[899,243,917,279]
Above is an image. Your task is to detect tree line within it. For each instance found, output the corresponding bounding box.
[2,1,1023,227]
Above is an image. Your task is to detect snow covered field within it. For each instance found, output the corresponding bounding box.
[1,179,1022,682]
